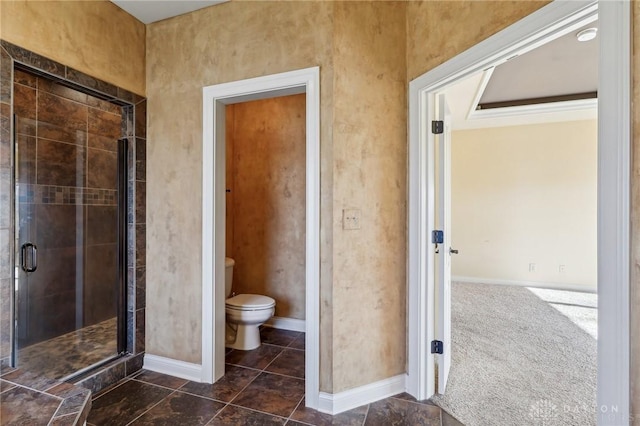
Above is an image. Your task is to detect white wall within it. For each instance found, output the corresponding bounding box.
[451,119,597,290]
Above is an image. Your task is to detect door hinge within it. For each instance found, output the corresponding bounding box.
[432,120,444,134]
[431,340,443,354]
[432,230,444,254]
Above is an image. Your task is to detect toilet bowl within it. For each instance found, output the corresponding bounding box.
[224,258,275,350]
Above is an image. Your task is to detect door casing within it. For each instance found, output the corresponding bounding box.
[201,67,321,408]
[407,1,630,424]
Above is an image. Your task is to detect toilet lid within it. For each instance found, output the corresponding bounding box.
[226,294,275,310]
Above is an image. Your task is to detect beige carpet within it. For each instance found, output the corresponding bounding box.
[431,282,597,426]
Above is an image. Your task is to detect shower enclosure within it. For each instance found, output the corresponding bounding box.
[11,66,126,380]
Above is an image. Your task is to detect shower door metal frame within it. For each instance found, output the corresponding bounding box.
[116,138,128,355]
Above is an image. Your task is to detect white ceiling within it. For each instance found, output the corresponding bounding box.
[480,21,598,105]
[444,21,598,130]
[111,0,227,24]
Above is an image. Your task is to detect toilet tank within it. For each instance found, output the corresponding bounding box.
[225,257,235,298]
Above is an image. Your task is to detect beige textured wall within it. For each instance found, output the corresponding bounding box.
[331,2,407,392]
[225,106,235,257]
[225,95,306,320]
[0,0,145,96]
[451,121,597,289]
[145,2,335,379]
[406,1,550,80]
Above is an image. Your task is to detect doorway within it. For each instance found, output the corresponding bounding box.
[11,65,128,380]
[438,95,598,423]
[224,94,306,332]
[407,1,630,424]
[202,67,321,408]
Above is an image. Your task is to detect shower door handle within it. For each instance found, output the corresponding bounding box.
[20,243,37,273]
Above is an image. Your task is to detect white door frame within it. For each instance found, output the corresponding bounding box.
[407,1,630,424]
[202,66,321,408]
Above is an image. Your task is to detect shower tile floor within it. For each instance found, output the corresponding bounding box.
[17,317,117,380]
[87,328,462,425]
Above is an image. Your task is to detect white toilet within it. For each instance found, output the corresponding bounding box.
[225,257,275,350]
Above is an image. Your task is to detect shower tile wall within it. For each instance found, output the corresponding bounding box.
[12,68,121,346]
[0,40,147,392]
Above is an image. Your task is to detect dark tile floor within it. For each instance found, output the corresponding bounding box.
[87,328,463,425]
[0,366,92,425]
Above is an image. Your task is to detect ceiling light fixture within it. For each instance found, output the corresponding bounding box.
[576,27,598,42]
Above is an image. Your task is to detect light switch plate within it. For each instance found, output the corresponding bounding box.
[343,209,361,230]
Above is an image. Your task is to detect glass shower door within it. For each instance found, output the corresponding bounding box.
[13,67,125,380]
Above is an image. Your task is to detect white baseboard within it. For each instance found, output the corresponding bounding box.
[452,276,596,294]
[143,354,203,382]
[317,374,407,415]
[264,316,306,332]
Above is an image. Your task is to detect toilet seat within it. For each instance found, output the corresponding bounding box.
[226,294,275,311]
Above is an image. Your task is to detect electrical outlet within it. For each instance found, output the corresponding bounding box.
[343,209,361,230]
[559,264,566,273]
[529,263,537,273]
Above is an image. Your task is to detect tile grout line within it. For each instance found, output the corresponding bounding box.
[261,346,305,379]
[169,388,227,405]
[219,350,269,415]
[174,378,189,391]
[90,377,132,401]
[51,411,83,426]
[263,342,304,352]
[1,380,65,400]
[0,386,16,396]
[260,368,305,381]
[362,402,371,426]
[226,353,306,380]
[286,393,307,424]
[224,362,264,408]
[285,419,314,426]
[389,393,440,408]
[262,342,292,351]
[44,400,65,426]
[285,334,305,350]
[130,377,188,394]
[123,389,177,426]
[286,420,315,426]
[199,398,224,426]
[122,371,228,425]
[224,362,264,373]
[125,368,152,382]
[93,374,183,423]
[223,332,305,421]
[227,402,290,422]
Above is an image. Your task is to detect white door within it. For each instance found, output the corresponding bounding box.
[434,92,454,393]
